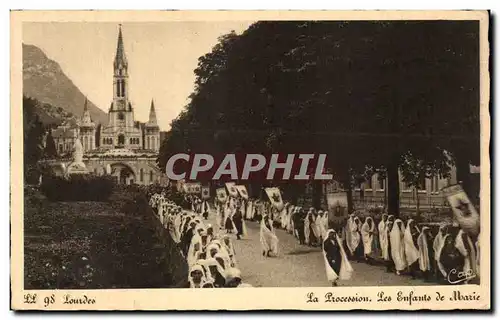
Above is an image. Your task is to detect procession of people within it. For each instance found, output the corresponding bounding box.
[149,183,480,288]
[149,192,252,288]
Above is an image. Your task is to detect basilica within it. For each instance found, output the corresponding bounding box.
[51,25,164,185]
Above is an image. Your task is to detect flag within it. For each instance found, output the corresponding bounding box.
[235,185,249,200]
[225,182,238,197]
[443,184,480,236]
[192,182,201,194]
[265,187,284,211]
[201,186,210,200]
[326,192,349,225]
[216,188,228,203]
[184,182,201,194]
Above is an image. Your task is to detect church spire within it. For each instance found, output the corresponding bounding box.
[114,24,127,68]
[81,97,93,125]
[83,97,88,112]
[147,99,158,126]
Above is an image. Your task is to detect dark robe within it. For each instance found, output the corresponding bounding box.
[233,210,244,236]
[209,266,226,288]
[308,213,319,246]
[439,243,465,284]
[293,212,305,244]
[323,238,342,275]
[181,228,194,256]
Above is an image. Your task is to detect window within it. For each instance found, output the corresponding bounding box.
[121,81,126,97]
[140,168,143,182]
[366,176,373,189]
[149,170,153,183]
[118,112,124,121]
[59,144,63,154]
[418,176,426,191]
[118,134,125,145]
[377,175,385,190]
[117,80,121,97]
[431,176,440,193]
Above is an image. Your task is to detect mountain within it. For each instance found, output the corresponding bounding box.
[23,44,108,125]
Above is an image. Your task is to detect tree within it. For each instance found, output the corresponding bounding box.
[158,21,480,214]
[23,96,45,183]
[399,151,453,217]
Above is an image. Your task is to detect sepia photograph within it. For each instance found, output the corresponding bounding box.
[10,10,490,310]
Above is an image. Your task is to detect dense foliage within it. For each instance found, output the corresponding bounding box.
[24,186,187,289]
[158,21,480,215]
[40,174,115,201]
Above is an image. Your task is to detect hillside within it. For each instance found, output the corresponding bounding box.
[23,43,108,125]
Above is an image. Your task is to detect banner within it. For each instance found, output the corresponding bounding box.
[201,186,210,200]
[216,188,228,203]
[225,182,239,198]
[265,187,284,211]
[443,184,480,236]
[235,185,249,200]
[326,192,349,225]
[184,182,201,194]
[176,179,185,193]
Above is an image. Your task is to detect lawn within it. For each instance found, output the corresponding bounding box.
[23,185,187,289]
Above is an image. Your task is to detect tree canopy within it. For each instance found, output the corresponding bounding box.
[158,21,480,213]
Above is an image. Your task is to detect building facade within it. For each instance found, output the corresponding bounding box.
[51,25,163,185]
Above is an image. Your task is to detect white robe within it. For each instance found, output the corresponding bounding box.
[433,228,446,263]
[246,200,254,220]
[316,215,328,241]
[304,213,311,245]
[390,220,407,271]
[403,220,420,266]
[455,229,477,275]
[346,219,361,255]
[361,218,375,256]
[260,218,279,255]
[378,220,389,260]
[323,231,353,282]
[475,236,480,277]
[417,228,431,271]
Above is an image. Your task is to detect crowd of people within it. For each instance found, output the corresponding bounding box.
[150,190,480,288]
[149,193,252,288]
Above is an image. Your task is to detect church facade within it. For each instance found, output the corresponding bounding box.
[51,25,163,185]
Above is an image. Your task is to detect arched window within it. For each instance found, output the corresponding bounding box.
[121,80,125,97]
[117,80,121,97]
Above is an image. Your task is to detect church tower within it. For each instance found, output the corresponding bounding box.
[144,99,160,152]
[101,25,142,150]
[80,98,96,152]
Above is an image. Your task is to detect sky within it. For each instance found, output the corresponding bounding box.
[23,21,253,130]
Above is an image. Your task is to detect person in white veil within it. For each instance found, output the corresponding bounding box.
[417,226,432,280]
[322,229,353,286]
[378,214,389,260]
[361,216,375,262]
[404,219,420,278]
[475,233,480,278]
[455,228,477,279]
[344,214,355,257]
[390,219,407,275]
[222,234,237,267]
[316,210,328,242]
[260,214,279,257]
[187,264,208,288]
[433,223,448,281]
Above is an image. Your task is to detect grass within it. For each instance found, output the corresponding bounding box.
[23,185,186,289]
